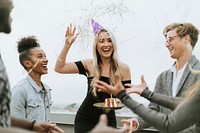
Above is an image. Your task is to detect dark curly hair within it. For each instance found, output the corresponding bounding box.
[17,36,40,69]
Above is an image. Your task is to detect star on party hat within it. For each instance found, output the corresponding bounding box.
[91,19,104,36]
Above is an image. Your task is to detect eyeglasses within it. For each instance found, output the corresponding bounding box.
[165,35,179,44]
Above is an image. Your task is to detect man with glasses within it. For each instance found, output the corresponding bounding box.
[123,23,200,133]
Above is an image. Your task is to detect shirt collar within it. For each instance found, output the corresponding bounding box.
[26,75,50,93]
[170,62,188,73]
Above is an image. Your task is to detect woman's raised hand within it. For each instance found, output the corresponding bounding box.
[65,23,79,45]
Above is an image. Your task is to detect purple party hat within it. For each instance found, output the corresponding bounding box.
[91,19,104,36]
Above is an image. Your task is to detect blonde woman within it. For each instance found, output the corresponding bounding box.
[54,23,131,133]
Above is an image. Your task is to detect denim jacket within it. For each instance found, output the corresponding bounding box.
[11,75,52,122]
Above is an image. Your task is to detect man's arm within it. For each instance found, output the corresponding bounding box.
[142,88,182,110]
[11,116,35,130]
[11,116,64,133]
[0,126,36,133]
[133,76,163,130]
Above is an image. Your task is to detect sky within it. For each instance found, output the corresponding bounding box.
[1,0,200,108]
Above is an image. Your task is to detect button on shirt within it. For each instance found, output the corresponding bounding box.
[11,75,52,122]
[171,63,187,97]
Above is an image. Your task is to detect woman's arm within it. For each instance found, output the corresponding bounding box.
[54,23,79,74]
[120,62,131,81]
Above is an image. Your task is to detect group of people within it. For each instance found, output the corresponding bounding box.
[1,0,200,133]
[93,23,200,133]
[60,21,200,133]
[54,24,132,133]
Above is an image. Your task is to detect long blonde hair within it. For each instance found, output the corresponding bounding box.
[91,29,122,96]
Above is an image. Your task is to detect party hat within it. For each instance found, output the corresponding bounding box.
[91,19,104,36]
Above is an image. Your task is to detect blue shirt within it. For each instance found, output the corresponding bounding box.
[11,75,52,122]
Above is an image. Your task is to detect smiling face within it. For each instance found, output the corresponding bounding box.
[96,31,114,59]
[165,29,187,59]
[28,47,48,75]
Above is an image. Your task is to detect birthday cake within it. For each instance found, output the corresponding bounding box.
[104,98,121,107]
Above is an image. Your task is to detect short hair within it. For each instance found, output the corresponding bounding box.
[163,23,199,48]
[17,36,40,69]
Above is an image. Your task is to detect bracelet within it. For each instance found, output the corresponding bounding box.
[29,120,36,130]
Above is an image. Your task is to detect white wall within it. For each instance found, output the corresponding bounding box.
[1,0,200,107]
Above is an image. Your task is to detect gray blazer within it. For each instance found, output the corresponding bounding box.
[136,55,200,133]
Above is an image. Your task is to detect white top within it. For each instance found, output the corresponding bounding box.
[171,63,187,97]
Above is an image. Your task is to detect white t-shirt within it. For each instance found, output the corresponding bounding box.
[171,63,188,97]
